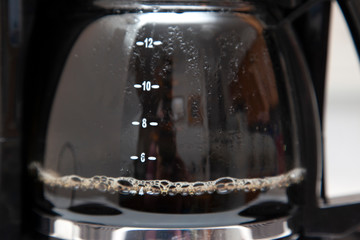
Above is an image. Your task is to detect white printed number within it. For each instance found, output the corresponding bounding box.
[144,38,154,48]
[142,118,147,128]
[130,153,157,162]
[135,81,159,91]
[142,81,151,91]
[136,38,162,48]
[132,119,158,128]
[141,153,146,162]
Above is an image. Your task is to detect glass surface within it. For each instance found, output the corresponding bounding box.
[26,1,305,227]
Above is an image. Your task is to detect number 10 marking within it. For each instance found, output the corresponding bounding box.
[134,81,159,91]
[143,81,151,91]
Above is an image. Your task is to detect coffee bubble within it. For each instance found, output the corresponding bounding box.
[29,162,305,196]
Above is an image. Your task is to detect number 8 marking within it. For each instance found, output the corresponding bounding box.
[142,118,147,128]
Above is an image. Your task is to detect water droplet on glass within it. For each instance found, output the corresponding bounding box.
[229,106,235,114]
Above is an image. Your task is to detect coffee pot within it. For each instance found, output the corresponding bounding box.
[1,0,360,239]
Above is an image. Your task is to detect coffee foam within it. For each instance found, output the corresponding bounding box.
[30,162,305,196]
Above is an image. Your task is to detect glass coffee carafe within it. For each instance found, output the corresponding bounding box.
[23,0,360,239]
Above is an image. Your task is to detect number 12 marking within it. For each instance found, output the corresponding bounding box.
[144,38,153,48]
[136,38,163,48]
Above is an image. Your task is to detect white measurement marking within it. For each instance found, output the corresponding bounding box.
[130,153,157,162]
[140,153,146,162]
[136,38,162,48]
[133,119,158,128]
[144,38,153,48]
[141,118,147,128]
[139,81,159,91]
[153,41,162,46]
[142,81,151,91]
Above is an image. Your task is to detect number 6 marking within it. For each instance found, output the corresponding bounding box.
[140,153,146,162]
